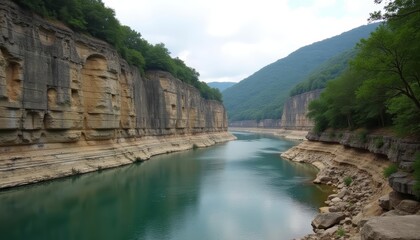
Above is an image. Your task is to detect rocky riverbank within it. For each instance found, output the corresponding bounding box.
[282,141,390,239]
[282,140,420,240]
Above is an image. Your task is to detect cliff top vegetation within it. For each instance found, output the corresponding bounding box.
[13,0,222,102]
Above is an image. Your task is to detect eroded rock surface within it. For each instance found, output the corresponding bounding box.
[0,0,234,188]
[281,89,322,130]
[283,141,392,240]
[361,215,420,240]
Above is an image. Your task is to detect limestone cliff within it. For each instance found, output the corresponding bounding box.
[0,1,234,188]
[307,130,420,196]
[228,89,321,129]
[280,89,322,130]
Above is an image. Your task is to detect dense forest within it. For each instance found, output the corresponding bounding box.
[13,0,222,102]
[289,50,355,96]
[308,0,420,136]
[222,23,379,121]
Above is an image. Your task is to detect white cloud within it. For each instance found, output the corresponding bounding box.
[102,0,384,82]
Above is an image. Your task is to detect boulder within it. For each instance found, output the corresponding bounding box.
[329,206,341,212]
[352,212,366,227]
[337,189,348,199]
[311,212,346,229]
[380,210,404,217]
[396,199,420,214]
[322,226,338,236]
[378,194,390,210]
[328,194,338,200]
[389,191,404,209]
[389,172,416,196]
[361,215,420,240]
[319,207,330,213]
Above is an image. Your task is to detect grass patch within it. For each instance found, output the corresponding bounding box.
[71,167,80,175]
[336,226,345,237]
[343,176,352,186]
[383,164,398,178]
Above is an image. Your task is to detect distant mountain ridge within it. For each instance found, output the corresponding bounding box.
[207,82,236,92]
[223,23,380,121]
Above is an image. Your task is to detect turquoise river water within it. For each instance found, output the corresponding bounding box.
[0,132,331,240]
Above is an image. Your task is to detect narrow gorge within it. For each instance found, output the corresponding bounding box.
[0,1,234,189]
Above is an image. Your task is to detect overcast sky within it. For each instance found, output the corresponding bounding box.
[101,0,383,83]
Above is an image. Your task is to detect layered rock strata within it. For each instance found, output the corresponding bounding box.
[229,89,321,130]
[307,131,420,196]
[280,89,322,130]
[282,141,392,239]
[0,0,234,188]
[283,139,420,240]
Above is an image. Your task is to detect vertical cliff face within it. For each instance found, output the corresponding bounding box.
[280,89,322,130]
[0,1,234,188]
[0,1,227,146]
[228,90,321,129]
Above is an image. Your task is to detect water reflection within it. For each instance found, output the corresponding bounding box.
[0,132,330,240]
[0,152,203,240]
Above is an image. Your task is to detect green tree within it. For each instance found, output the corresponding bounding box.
[308,0,420,135]
[307,69,366,131]
[369,0,420,22]
[353,24,420,133]
[143,43,175,73]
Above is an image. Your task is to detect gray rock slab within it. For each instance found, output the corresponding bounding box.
[361,215,420,240]
[311,212,346,229]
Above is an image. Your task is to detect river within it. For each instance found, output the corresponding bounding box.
[0,132,330,240]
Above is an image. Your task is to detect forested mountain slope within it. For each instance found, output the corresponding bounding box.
[223,23,380,121]
[289,50,356,96]
[308,0,420,136]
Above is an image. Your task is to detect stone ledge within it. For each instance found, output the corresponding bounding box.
[0,132,236,189]
[361,215,420,240]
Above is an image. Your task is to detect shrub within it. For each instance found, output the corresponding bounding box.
[383,164,398,178]
[192,144,199,150]
[357,129,369,143]
[134,157,143,163]
[344,176,352,186]
[374,137,384,148]
[336,226,345,237]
